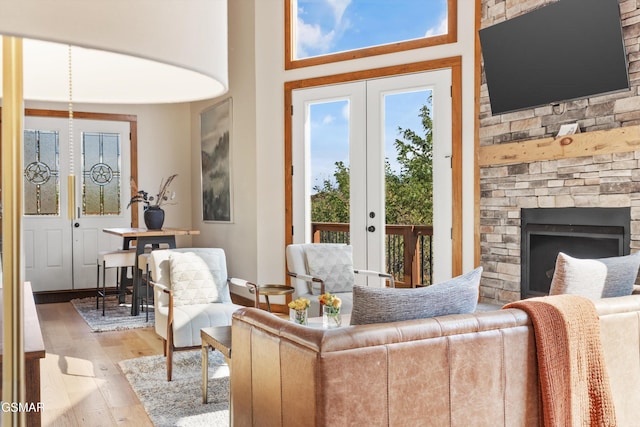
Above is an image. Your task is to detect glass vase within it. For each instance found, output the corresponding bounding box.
[322,305,342,328]
[290,308,308,325]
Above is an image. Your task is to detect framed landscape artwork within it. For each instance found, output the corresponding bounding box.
[200,98,233,222]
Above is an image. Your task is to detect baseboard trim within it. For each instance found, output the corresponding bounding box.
[35,288,290,314]
[34,288,118,304]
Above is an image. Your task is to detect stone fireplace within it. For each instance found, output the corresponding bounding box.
[479,152,640,306]
[520,207,630,299]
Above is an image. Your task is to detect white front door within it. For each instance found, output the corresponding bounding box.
[23,117,131,292]
[291,69,453,284]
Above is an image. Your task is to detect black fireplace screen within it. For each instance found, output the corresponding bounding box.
[521,208,630,299]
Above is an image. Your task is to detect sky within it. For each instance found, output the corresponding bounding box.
[295,0,448,58]
[296,0,446,189]
[309,90,432,188]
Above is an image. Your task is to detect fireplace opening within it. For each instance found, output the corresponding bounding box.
[521,207,630,299]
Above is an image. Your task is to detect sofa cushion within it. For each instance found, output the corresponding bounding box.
[549,252,640,299]
[169,302,239,347]
[304,244,355,294]
[350,267,482,325]
[169,251,225,306]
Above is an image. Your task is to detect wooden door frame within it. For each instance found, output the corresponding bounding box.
[1,108,139,227]
[284,56,463,277]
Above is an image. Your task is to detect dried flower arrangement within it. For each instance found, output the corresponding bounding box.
[128,174,178,209]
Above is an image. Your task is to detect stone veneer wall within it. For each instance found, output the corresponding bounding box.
[479,0,640,305]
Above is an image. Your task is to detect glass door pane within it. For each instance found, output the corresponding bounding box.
[82,132,122,216]
[24,130,60,215]
[382,90,434,286]
[309,99,350,242]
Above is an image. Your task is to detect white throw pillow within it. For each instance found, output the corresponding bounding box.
[304,244,355,294]
[549,252,640,299]
[169,251,223,306]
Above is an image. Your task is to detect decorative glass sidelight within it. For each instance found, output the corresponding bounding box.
[82,132,122,215]
[24,130,60,215]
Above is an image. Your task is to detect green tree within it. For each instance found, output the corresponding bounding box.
[311,161,350,223]
[387,101,433,225]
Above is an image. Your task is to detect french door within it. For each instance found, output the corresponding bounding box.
[291,69,453,284]
[23,117,131,292]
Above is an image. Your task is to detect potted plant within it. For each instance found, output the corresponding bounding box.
[128,174,177,230]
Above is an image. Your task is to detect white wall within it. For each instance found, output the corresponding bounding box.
[188,0,258,287]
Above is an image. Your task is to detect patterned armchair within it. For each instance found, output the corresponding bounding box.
[286,243,394,316]
[148,248,251,380]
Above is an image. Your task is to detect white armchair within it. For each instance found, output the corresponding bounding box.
[286,243,394,316]
[148,247,251,381]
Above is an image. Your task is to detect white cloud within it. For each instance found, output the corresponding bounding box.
[296,17,336,57]
[328,0,351,25]
[322,114,335,125]
[296,0,353,57]
[425,14,448,37]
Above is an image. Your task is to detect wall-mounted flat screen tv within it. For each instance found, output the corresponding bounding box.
[479,0,629,115]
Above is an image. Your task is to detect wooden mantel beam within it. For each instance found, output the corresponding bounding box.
[478,125,640,167]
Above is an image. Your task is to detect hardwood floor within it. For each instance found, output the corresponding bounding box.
[36,302,164,426]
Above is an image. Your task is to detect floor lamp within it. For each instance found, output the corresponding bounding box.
[0,2,229,424]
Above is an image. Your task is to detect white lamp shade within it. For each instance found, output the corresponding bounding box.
[0,0,228,103]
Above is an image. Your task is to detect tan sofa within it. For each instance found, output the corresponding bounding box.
[231,295,640,426]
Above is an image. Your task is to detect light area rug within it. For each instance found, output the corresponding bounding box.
[120,350,229,427]
[71,295,154,332]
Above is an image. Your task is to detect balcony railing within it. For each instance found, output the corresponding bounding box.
[311,222,433,287]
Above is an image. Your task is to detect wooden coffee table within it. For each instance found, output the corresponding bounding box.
[201,326,232,404]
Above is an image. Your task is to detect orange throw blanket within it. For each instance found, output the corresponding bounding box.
[504,295,617,426]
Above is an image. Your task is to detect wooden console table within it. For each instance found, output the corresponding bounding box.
[0,282,46,426]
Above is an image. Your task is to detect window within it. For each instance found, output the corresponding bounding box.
[286,0,457,69]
